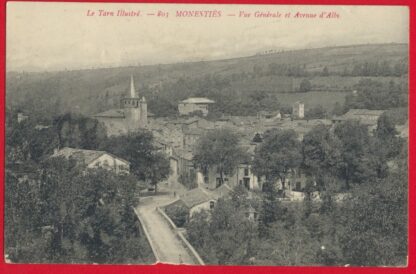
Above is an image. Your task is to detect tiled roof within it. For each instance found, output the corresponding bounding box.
[183,127,205,135]
[52,147,106,164]
[212,184,233,200]
[181,97,215,104]
[179,187,214,208]
[93,109,125,118]
[333,109,385,122]
[52,147,129,165]
[258,110,281,116]
[345,109,385,116]
[93,108,154,118]
[173,148,194,161]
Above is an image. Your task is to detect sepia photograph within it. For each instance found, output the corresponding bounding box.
[5,2,409,266]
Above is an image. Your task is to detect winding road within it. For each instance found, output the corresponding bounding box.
[134,194,198,265]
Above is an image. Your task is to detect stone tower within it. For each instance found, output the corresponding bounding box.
[120,75,147,131]
[292,101,304,119]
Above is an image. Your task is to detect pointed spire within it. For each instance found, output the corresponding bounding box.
[130,75,137,98]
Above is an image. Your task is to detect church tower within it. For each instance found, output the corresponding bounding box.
[120,75,147,131]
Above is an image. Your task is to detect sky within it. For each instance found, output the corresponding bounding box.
[6,3,409,72]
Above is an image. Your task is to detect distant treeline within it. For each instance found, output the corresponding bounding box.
[6,55,408,120]
[341,61,408,77]
[144,76,407,118]
[251,60,408,78]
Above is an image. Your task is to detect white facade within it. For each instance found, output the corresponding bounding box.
[197,164,261,191]
[292,101,305,119]
[88,154,130,174]
[189,199,216,217]
[178,98,215,116]
[52,147,130,175]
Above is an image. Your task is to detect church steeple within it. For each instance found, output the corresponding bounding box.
[130,75,137,98]
[120,74,147,130]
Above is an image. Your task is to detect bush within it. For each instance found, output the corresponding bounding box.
[179,170,197,190]
[299,79,312,92]
[165,204,189,227]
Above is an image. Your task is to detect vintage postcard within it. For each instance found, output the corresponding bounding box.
[5,2,409,267]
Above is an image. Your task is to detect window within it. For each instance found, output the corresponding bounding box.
[244,168,249,176]
[216,178,223,187]
[243,178,250,189]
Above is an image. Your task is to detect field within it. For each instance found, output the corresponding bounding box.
[277,91,347,110]
[6,43,408,117]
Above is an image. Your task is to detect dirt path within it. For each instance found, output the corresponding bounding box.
[135,195,197,265]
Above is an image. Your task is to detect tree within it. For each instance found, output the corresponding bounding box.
[344,79,407,111]
[321,66,329,76]
[100,130,170,192]
[185,210,211,251]
[259,181,294,235]
[165,204,189,227]
[253,64,264,76]
[252,133,263,143]
[373,113,403,160]
[333,121,379,189]
[299,79,312,92]
[336,149,407,266]
[256,222,320,266]
[178,169,197,190]
[252,129,302,189]
[53,113,107,150]
[193,128,247,186]
[186,197,259,265]
[6,113,60,163]
[305,105,327,119]
[302,125,343,189]
[331,101,345,116]
[375,113,398,140]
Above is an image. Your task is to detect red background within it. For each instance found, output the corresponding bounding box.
[0,0,414,273]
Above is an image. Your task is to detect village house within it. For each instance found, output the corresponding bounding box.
[17,112,29,123]
[331,109,385,133]
[166,187,216,217]
[196,164,311,196]
[173,148,195,185]
[165,184,233,217]
[196,142,262,191]
[150,110,334,195]
[178,97,215,117]
[181,117,215,131]
[92,76,152,136]
[149,120,184,149]
[51,147,130,174]
[182,127,206,152]
[395,120,409,139]
[292,101,305,119]
[152,133,186,187]
[257,110,282,121]
[332,109,384,125]
[274,169,310,191]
